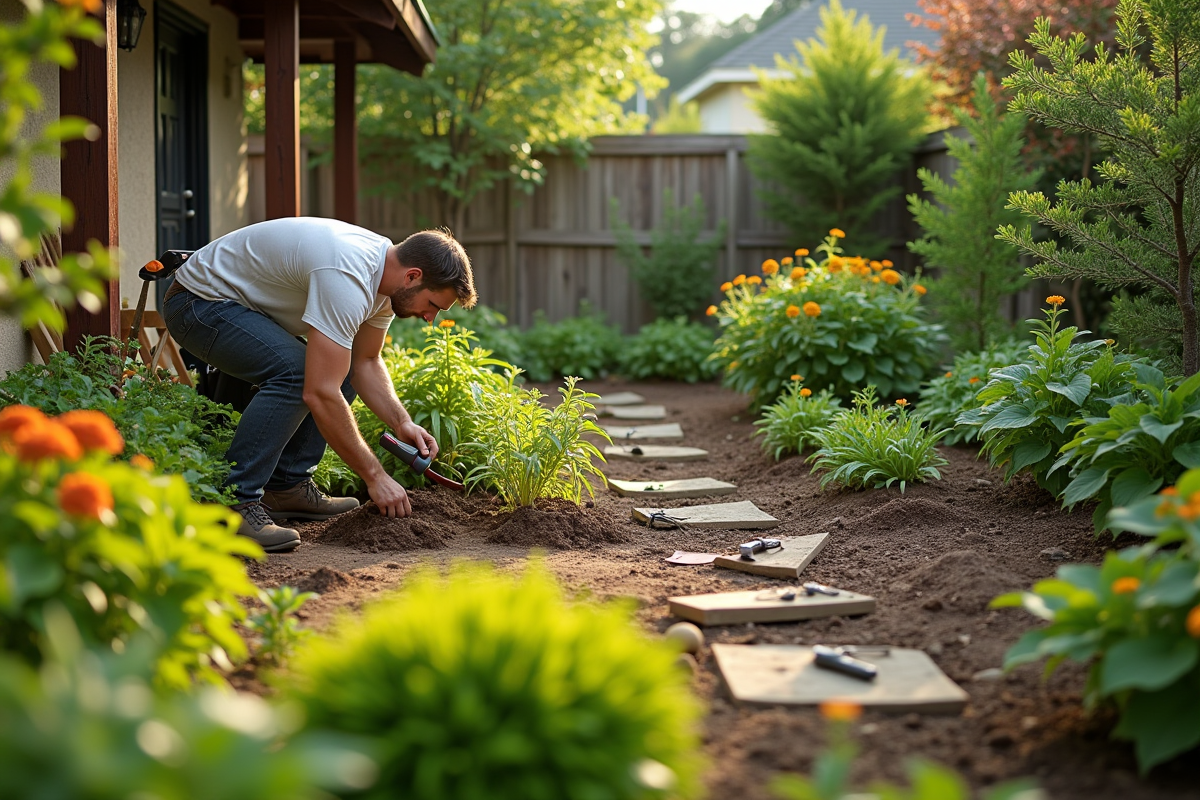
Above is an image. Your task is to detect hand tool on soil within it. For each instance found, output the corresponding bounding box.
[739,537,783,561]
[126,249,193,350]
[803,581,840,597]
[379,432,465,491]
[812,644,878,681]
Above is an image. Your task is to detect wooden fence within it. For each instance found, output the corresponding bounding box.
[249,131,960,333]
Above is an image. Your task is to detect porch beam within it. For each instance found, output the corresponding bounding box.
[264,0,301,218]
[334,39,358,223]
[60,0,120,352]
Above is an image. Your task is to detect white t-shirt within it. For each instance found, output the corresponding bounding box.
[174,217,395,349]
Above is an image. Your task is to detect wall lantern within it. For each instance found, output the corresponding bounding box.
[116,0,147,52]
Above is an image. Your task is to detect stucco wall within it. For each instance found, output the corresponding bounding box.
[697,83,770,135]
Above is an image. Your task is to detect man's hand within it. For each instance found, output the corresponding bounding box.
[397,421,438,461]
[368,473,412,518]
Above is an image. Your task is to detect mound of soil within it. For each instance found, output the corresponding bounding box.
[848,497,975,534]
[312,503,453,552]
[893,549,1026,613]
[486,498,631,549]
[294,566,354,594]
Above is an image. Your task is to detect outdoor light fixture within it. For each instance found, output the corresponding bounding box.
[116,0,147,52]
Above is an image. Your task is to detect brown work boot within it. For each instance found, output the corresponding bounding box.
[231,501,301,553]
[260,479,360,521]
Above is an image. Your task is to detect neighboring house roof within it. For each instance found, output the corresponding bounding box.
[677,0,939,104]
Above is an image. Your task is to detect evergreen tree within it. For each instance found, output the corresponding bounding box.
[908,74,1041,351]
[1000,0,1200,374]
[746,0,931,254]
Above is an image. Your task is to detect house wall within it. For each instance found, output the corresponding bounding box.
[697,84,769,135]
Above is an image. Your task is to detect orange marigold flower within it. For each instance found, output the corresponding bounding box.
[913,284,927,296]
[732,274,746,286]
[1156,498,1176,518]
[0,405,48,438]
[720,281,733,292]
[880,269,902,285]
[1161,487,1179,496]
[945,372,953,378]
[129,454,155,471]
[829,228,846,239]
[1180,502,1200,522]
[869,261,881,269]
[790,267,807,280]
[828,256,845,272]
[895,398,909,407]
[795,248,809,257]
[1112,577,1140,595]
[57,410,124,455]
[747,275,762,285]
[881,260,893,267]
[438,319,455,328]
[819,700,861,722]
[13,420,83,463]
[791,374,802,381]
[762,259,780,275]
[800,388,812,398]
[871,277,881,283]
[781,257,794,266]
[706,305,718,317]
[57,472,114,521]
[1046,295,1066,306]
[1187,605,1200,638]
[61,0,103,13]
[786,304,801,318]
[969,376,981,384]
[803,301,821,317]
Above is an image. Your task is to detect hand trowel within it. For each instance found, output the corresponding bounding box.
[379,432,465,491]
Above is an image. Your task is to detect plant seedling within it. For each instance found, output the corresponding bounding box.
[247,585,318,666]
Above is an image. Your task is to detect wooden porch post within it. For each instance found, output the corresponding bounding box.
[264,0,300,219]
[60,0,120,352]
[334,39,358,224]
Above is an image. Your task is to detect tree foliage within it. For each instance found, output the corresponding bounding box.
[746,0,931,255]
[998,0,1200,375]
[908,74,1041,351]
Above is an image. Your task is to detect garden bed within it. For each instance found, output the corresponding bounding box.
[245,380,1199,800]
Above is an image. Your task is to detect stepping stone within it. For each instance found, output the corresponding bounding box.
[609,477,736,499]
[594,391,645,406]
[603,423,683,441]
[665,551,721,565]
[602,404,666,420]
[604,445,708,462]
[714,533,829,580]
[669,586,876,626]
[632,500,778,530]
[712,644,969,714]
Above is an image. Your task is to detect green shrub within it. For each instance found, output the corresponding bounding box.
[619,317,718,383]
[809,386,949,492]
[958,300,1143,496]
[465,377,610,509]
[288,562,703,800]
[0,337,238,504]
[996,466,1200,773]
[710,232,944,409]
[754,382,841,460]
[518,302,622,382]
[612,189,725,320]
[0,406,258,688]
[247,586,318,667]
[917,341,1031,446]
[387,304,524,366]
[1055,368,1200,533]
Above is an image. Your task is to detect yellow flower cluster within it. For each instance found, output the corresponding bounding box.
[761,259,779,275]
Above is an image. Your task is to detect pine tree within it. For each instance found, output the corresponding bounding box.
[908,74,1042,351]
[746,0,931,254]
[999,0,1200,374]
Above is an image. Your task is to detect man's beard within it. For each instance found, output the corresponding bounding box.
[390,284,424,317]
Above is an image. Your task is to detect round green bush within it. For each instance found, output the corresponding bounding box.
[619,317,719,383]
[288,563,703,800]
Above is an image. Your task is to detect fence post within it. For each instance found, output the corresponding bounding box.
[725,146,738,274]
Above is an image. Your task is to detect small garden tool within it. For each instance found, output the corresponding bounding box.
[127,249,193,353]
[380,432,465,491]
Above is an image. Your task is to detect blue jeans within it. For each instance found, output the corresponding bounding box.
[163,287,355,504]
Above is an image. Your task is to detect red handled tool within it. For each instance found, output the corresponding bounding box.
[379,432,465,491]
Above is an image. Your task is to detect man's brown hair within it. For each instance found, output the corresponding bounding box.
[396,229,477,308]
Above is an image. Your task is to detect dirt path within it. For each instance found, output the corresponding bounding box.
[244,381,1200,800]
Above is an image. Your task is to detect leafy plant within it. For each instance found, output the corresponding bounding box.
[917,341,1032,446]
[247,586,318,667]
[518,302,622,382]
[907,74,1040,351]
[465,377,610,509]
[0,405,259,688]
[710,231,944,409]
[618,316,718,383]
[746,0,931,253]
[1055,368,1200,532]
[809,386,949,492]
[387,304,525,366]
[754,381,841,460]
[288,562,703,800]
[612,189,726,320]
[957,299,1143,495]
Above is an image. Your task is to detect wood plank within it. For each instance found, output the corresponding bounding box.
[632,500,777,530]
[593,391,645,406]
[603,423,683,441]
[333,39,358,223]
[609,477,736,499]
[601,404,666,420]
[604,445,708,462]
[264,0,301,219]
[712,644,969,714]
[714,533,829,580]
[669,588,876,626]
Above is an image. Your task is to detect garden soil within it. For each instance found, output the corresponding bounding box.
[243,380,1200,800]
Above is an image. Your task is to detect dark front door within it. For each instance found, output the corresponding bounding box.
[155,0,208,300]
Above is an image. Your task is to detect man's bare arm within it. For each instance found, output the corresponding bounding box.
[349,325,438,460]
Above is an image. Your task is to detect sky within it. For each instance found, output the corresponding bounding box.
[669,0,775,24]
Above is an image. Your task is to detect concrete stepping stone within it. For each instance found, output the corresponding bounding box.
[712,644,969,714]
[603,423,683,441]
[601,404,666,420]
[632,500,777,530]
[594,391,645,406]
[669,586,876,626]
[604,445,708,462]
[713,533,828,579]
[609,477,736,499]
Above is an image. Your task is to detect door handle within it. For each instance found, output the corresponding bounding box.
[182,188,196,219]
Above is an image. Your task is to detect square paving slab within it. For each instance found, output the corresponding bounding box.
[669,586,876,626]
[593,391,645,406]
[603,445,708,462]
[609,477,736,499]
[712,644,969,714]
[714,533,829,579]
[603,423,684,441]
[632,500,778,530]
[602,404,667,420]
